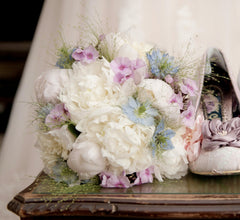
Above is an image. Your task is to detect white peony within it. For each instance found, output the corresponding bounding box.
[154,127,188,180]
[101,116,154,175]
[137,79,182,128]
[35,69,71,104]
[67,137,106,180]
[60,58,120,123]
[76,107,155,175]
[35,125,75,174]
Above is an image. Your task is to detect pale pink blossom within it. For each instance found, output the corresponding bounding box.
[100,172,131,188]
[72,45,99,64]
[134,166,154,185]
[99,167,154,188]
[180,78,198,96]
[111,57,147,85]
[170,92,183,109]
[111,57,132,84]
[181,102,195,127]
[99,34,105,41]
[165,74,174,84]
[45,103,70,129]
[182,115,203,162]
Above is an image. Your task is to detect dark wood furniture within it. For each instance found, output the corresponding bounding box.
[8,171,240,219]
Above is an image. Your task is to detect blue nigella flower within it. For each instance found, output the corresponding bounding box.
[122,97,158,126]
[146,48,179,79]
[56,47,76,69]
[52,158,79,185]
[151,120,175,156]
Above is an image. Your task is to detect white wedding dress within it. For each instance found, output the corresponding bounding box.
[1,0,240,219]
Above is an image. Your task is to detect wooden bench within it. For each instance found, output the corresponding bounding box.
[8,171,240,219]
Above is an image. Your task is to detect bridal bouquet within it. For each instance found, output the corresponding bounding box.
[34,26,200,188]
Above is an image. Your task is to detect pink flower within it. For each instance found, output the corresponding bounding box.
[111,57,147,85]
[99,167,154,188]
[45,103,70,129]
[100,172,131,188]
[180,78,198,96]
[165,74,174,84]
[99,34,105,41]
[170,92,183,109]
[131,58,146,70]
[181,102,195,127]
[72,45,99,65]
[111,57,133,84]
[182,115,203,162]
[134,166,154,185]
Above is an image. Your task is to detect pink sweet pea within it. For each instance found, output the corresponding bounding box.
[111,57,132,84]
[170,92,184,109]
[111,57,147,85]
[181,102,195,128]
[100,172,131,188]
[99,167,154,188]
[72,45,99,65]
[180,78,198,96]
[134,166,154,185]
[165,74,174,84]
[182,115,203,162]
[45,103,70,129]
[131,58,146,70]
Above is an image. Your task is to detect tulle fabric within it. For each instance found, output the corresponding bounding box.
[1,0,240,219]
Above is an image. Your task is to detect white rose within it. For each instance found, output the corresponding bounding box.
[67,137,106,180]
[154,127,188,179]
[60,59,120,123]
[35,69,71,104]
[35,125,75,174]
[137,79,182,128]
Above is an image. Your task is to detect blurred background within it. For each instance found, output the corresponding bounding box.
[0,1,44,145]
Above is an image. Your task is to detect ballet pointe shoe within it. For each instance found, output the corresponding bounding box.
[189,47,240,175]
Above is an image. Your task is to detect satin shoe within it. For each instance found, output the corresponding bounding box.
[188,47,240,175]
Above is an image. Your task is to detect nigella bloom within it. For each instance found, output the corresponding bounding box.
[56,47,75,69]
[122,97,158,126]
[146,48,179,79]
[52,158,79,185]
[72,45,99,65]
[37,103,54,122]
[151,120,175,156]
[202,118,240,151]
